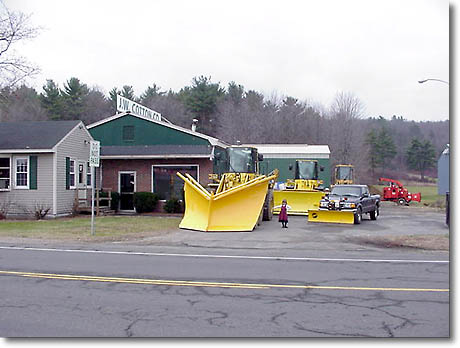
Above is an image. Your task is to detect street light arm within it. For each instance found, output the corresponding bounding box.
[418,78,449,85]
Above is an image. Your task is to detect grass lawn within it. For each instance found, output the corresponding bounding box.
[372,184,446,208]
[0,215,181,242]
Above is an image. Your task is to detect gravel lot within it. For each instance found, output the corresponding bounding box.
[0,201,449,253]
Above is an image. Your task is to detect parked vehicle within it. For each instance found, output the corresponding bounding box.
[379,177,421,205]
[334,164,354,185]
[273,160,325,215]
[177,146,278,232]
[308,184,380,224]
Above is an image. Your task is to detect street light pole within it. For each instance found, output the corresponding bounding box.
[418,78,449,85]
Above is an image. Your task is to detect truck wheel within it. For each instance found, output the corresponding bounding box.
[354,208,362,224]
[370,208,377,220]
[397,198,406,206]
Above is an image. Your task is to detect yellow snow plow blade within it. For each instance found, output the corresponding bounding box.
[177,172,277,232]
[307,209,355,224]
[273,190,325,215]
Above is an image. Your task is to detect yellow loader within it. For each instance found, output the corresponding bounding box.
[273,160,325,215]
[334,164,354,185]
[177,146,278,232]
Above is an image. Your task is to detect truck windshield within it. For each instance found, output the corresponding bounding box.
[297,161,317,180]
[331,186,361,197]
[228,148,255,173]
[336,166,353,180]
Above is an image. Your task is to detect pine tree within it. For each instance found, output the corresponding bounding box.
[178,76,225,135]
[376,126,397,176]
[140,84,164,103]
[406,138,436,181]
[364,128,379,177]
[61,77,89,120]
[365,127,397,177]
[39,79,64,120]
[120,85,135,100]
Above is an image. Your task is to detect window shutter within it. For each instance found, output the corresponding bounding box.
[30,156,38,190]
[66,157,70,190]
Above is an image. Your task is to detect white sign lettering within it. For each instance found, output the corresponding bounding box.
[116,94,162,122]
[89,140,100,167]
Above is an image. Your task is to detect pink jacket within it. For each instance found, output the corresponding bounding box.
[279,204,288,221]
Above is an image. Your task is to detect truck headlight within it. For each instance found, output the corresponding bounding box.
[344,202,356,208]
[320,201,328,208]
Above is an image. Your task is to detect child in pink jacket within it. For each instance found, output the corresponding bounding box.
[279,199,289,228]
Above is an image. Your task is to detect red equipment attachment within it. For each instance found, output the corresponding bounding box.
[379,177,421,205]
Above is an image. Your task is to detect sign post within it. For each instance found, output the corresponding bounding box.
[89,141,100,236]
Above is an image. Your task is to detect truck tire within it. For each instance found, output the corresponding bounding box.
[263,189,274,221]
[354,208,362,224]
[397,198,406,206]
[370,207,378,220]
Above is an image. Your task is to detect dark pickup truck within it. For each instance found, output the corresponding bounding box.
[319,184,380,224]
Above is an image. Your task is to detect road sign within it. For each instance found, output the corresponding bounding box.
[89,140,100,167]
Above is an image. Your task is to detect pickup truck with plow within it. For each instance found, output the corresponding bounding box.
[308,184,380,224]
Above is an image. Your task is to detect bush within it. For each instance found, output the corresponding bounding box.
[110,192,120,211]
[164,197,183,214]
[133,192,159,213]
[34,202,51,220]
[96,191,120,211]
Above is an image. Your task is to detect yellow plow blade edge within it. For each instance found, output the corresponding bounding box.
[307,209,355,224]
[177,172,277,232]
[273,190,324,215]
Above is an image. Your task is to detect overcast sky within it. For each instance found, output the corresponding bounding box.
[6,0,449,121]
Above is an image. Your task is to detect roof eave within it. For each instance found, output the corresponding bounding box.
[100,154,212,159]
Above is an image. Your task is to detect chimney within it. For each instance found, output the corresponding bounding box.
[191,119,198,132]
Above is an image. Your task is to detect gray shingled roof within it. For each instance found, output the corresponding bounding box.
[0,120,81,150]
[101,145,213,157]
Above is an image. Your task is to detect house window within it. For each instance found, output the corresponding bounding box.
[87,162,92,187]
[78,163,84,184]
[69,159,76,188]
[15,157,29,189]
[152,165,198,200]
[0,157,10,190]
[122,125,135,141]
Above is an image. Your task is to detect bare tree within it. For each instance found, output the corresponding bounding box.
[328,91,367,180]
[0,1,40,88]
[0,84,47,121]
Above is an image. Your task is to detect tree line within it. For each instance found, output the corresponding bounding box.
[0,2,448,184]
[0,76,448,183]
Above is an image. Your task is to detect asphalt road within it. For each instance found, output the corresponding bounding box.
[0,203,450,337]
[0,246,449,337]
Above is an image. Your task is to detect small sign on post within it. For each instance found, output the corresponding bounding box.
[89,141,100,168]
[89,141,100,236]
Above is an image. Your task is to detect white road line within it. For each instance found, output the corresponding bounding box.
[0,246,449,264]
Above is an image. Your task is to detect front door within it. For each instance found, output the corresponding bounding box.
[119,172,136,211]
[77,161,87,200]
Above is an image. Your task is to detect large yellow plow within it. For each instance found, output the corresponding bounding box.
[177,172,277,232]
[273,190,325,216]
[307,209,355,224]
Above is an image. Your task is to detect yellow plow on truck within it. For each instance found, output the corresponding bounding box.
[307,184,380,225]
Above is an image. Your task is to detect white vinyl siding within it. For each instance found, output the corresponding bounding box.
[0,153,54,216]
[55,124,93,215]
